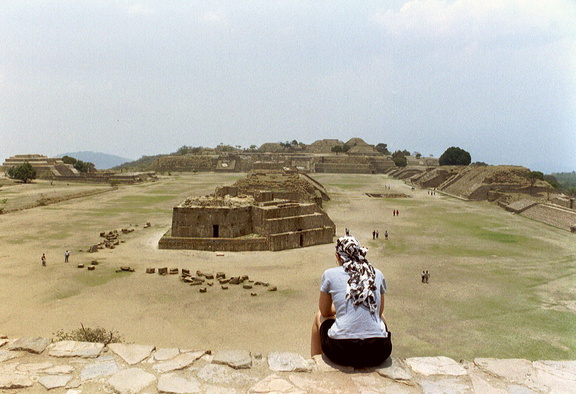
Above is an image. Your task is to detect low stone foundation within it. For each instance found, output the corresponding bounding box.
[0,336,574,392]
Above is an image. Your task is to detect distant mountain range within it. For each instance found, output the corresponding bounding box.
[56,151,132,170]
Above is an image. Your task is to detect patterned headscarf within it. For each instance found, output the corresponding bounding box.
[335,234,378,314]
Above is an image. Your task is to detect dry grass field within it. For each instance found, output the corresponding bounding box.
[0,172,574,360]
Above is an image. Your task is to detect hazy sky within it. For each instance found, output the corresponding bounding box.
[1,1,575,173]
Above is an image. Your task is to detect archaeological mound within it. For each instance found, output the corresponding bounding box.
[158,170,336,251]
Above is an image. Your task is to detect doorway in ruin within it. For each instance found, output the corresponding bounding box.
[213,225,219,238]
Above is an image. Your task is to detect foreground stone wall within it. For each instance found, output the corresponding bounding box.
[0,336,574,393]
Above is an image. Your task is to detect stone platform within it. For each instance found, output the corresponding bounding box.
[0,336,574,393]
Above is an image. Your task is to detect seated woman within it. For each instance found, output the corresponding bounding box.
[311,234,392,367]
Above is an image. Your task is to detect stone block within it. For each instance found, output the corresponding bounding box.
[212,350,252,370]
[157,373,202,393]
[6,337,52,354]
[405,356,467,376]
[107,368,156,393]
[49,341,104,358]
[267,352,312,372]
[108,343,155,365]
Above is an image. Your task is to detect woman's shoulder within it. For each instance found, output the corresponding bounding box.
[322,266,345,277]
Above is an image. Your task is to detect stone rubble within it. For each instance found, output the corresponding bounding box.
[0,337,574,393]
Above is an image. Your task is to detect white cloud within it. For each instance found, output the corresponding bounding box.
[127,3,154,16]
[202,8,227,25]
[371,0,576,48]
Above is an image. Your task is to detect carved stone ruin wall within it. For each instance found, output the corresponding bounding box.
[170,206,253,238]
[158,234,268,251]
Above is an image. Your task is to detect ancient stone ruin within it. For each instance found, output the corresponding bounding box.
[159,171,336,251]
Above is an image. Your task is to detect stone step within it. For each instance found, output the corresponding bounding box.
[0,337,574,393]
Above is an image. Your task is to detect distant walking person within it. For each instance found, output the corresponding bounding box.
[41,253,47,267]
[376,230,379,239]
[421,271,426,283]
[393,210,396,217]
[384,231,388,240]
[424,271,430,284]
[372,230,376,240]
[345,228,350,236]
[64,250,70,263]
[396,210,399,216]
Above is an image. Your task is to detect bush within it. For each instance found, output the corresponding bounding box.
[53,323,124,344]
[7,162,36,183]
[439,147,471,166]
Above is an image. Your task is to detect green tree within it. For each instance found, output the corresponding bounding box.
[73,160,95,173]
[391,150,407,167]
[375,143,390,155]
[7,162,36,183]
[439,147,471,166]
[526,171,544,195]
[61,155,77,165]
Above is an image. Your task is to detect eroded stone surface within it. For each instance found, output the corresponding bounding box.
[532,360,576,393]
[268,352,312,372]
[44,364,75,374]
[0,374,34,389]
[248,374,296,393]
[0,350,22,362]
[6,337,52,354]
[406,356,467,376]
[474,358,534,384]
[212,350,252,370]
[376,357,413,381]
[49,340,105,358]
[157,372,202,393]
[80,355,120,380]
[153,351,206,373]
[312,354,354,373]
[197,363,258,385]
[107,367,156,393]
[352,374,419,394]
[418,377,472,393]
[153,348,181,361]
[38,374,73,390]
[16,361,53,372]
[108,343,155,365]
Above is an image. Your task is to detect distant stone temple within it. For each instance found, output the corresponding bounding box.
[3,154,156,184]
[2,154,79,177]
[159,171,336,251]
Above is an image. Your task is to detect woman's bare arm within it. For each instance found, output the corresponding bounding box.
[319,291,335,317]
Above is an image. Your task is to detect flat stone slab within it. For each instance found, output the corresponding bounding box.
[0,374,34,389]
[406,356,467,376]
[474,358,534,383]
[6,337,52,354]
[44,364,75,374]
[108,343,155,365]
[376,357,414,381]
[49,340,105,358]
[107,367,156,393]
[0,350,21,362]
[153,348,181,361]
[16,362,53,372]
[80,355,120,381]
[212,350,252,370]
[312,354,354,373]
[533,360,576,393]
[197,364,259,385]
[38,374,73,390]
[249,374,295,393]
[267,352,312,372]
[153,351,206,373]
[158,372,202,393]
